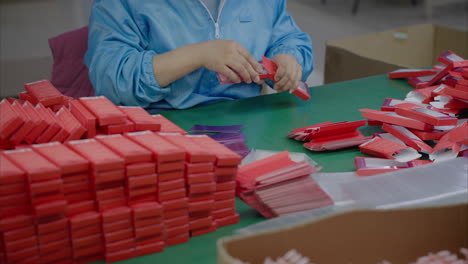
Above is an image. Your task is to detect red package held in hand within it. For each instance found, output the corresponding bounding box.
[79,96,127,126]
[24,80,64,107]
[290,82,311,101]
[119,106,161,131]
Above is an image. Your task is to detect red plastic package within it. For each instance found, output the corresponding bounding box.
[119,106,161,131]
[66,139,125,172]
[188,135,242,167]
[0,99,23,139]
[359,137,421,162]
[96,134,153,164]
[79,96,126,126]
[126,131,185,163]
[3,148,61,182]
[68,100,97,139]
[161,133,216,163]
[32,142,89,174]
[152,114,187,134]
[9,102,35,144]
[24,80,64,107]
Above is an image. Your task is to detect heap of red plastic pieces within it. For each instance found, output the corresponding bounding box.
[0,130,241,263]
[288,50,467,177]
[0,80,187,150]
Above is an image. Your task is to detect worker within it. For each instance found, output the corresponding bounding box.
[85,0,313,111]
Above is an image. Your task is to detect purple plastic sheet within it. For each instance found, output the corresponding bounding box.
[223,142,251,158]
[209,133,247,145]
[190,125,244,133]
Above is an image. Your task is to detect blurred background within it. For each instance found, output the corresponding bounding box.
[1,0,467,97]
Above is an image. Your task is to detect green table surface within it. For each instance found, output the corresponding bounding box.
[93,74,413,264]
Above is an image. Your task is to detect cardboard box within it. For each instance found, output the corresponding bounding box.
[325,24,468,84]
[218,203,467,264]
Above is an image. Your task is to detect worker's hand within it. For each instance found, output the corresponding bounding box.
[201,40,264,84]
[272,54,302,92]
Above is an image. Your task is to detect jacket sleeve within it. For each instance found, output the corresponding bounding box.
[265,0,314,81]
[84,0,170,107]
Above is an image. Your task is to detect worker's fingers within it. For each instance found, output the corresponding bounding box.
[228,60,253,83]
[239,56,261,83]
[220,66,241,83]
[238,46,263,73]
[274,64,287,82]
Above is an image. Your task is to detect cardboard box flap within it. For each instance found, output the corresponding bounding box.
[434,26,468,65]
[327,24,436,68]
[218,203,468,264]
[325,24,468,84]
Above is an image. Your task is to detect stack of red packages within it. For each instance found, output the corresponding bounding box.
[0,131,242,263]
[96,134,156,206]
[0,154,29,217]
[68,211,104,264]
[131,202,165,257]
[101,207,136,263]
[67,139,127,212]
[0,100,21,149]
[3,148,70,263]
[288,120,371,151]
[0,215,38,264]
[162,134,218,237]
[0,154,37,264]
[31,142,94,217]
[126,131,189,246]
[236,151,330,218]
[189,135,242,228]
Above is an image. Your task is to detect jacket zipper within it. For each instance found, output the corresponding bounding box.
[198,0,226,39]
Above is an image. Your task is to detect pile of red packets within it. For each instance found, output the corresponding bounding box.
[217,56,311,101]
[0,131,241,264]
[288,50,467,177]
[0,80,186,150]
[236,151,332,218]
